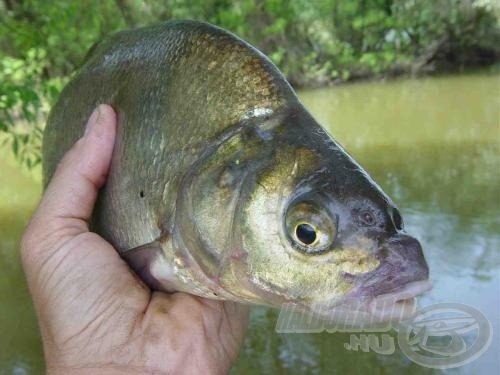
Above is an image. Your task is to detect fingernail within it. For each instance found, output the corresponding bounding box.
[84,105,102,136]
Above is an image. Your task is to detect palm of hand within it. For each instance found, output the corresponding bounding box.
[22,105,248,374]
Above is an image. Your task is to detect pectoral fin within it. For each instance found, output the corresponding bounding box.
[122,241,166,291]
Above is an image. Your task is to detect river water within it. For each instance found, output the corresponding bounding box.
[0,72,498,374]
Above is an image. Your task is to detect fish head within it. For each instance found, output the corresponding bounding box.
[181,105,430,321]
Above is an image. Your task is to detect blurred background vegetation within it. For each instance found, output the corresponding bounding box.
[0,0,499,169]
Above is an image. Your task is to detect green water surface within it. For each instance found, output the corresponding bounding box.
[1,73,499,374]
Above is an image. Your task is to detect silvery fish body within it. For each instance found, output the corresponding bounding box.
[43,21,430,318]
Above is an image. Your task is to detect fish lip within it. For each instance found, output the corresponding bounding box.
[364,279,433,322]
[363,279,433,320]
[373,279,433,302]
[303,279,433,324]
[343,278,433,305]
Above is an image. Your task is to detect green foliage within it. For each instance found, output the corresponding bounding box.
[0,0,126,168]
[0,0,499,169]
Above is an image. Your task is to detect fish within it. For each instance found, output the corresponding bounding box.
[42,20,430,321]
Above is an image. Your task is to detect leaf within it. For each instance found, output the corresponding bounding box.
[12,135,19,156]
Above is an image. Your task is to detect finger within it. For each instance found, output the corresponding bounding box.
[33,104,116,235]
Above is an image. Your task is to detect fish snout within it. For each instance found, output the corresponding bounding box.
[380,234,429,284]
[347,234,430,299]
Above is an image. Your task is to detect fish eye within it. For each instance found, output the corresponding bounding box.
[285,200,337,255]
[295,223,317,245]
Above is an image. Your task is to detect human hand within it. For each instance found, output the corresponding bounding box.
[21,105,249,374]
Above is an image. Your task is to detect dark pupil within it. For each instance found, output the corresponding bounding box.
[296,224,317,245]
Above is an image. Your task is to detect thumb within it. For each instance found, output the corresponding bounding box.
[23,104,116,258]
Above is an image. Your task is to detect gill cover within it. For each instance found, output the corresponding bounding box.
[173,114,280,302]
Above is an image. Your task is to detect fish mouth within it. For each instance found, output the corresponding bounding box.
[364,279,433,322]
[306,279,433,325]
[376,279,433,302]
[331,232,431,322]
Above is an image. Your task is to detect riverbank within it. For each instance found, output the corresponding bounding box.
[290,63,500,89]
[286,52,500,88]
